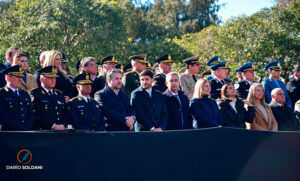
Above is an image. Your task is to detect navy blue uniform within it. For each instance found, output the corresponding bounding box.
[0,87,34,130]
[262,78,292,107]
[153,73,167,92]
[30,88,67,130]
[94,84,135,131]
[286,79,300,108]
[210,78,230,100]
[67,96,105,131]
[190,96,222,128]
[131,87,168,131]
[163,89,193,130]
[236,80,254,100]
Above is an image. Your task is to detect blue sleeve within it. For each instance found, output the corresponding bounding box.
[190,99,219,127]
[262,81,272,104]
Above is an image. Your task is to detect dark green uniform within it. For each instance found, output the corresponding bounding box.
[122,71,140,99]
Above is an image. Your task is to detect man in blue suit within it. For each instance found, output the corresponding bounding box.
[163,72,193,130]
[0,65,34,130]
[131,70,168,131]
[94,68,135,131]
[67,73,105,131]
[262,61,291,107]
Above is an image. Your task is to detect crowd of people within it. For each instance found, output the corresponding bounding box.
[0,47,299,132]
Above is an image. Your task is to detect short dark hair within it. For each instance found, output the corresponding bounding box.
[140,70,153,78]
[6,47,18,58]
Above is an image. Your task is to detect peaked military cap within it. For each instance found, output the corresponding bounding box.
[100,55,117,65]
[239,62,256,72]
[156,54,173,64]
[210,61,230,70]
[115,64,124,70]
[73,73,92,85]
[2,65,24,77]
[207,56,222,67]
[61,52,67,63]
[265,61,281,71]
[183,56,201,65]
[129,54,147,64]
[123,63,133,73]
[146,62,152,70]
[37,66,57,77]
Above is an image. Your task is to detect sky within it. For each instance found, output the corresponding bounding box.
[218,0,275,22]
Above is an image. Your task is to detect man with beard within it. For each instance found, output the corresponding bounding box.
[131,70,168,131]
[94,68,135,131]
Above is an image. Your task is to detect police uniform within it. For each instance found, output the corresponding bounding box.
[180,56,201,100]
[262,61,292,106]
[30,66,67,130]
[67,73,105,131]
[235,62,256,100]
[122,54,147,99]
[286,66,300,108]
[0,65,34,130]
[153,54,173,92]
[207,56,230,99]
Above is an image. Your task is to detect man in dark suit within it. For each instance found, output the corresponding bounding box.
[67,73,105,131]
[131,70,168,131]
[0,65,34,130]
[163,72,193,130]
[286,65,300,108]
[269,88,299,131]
[94,68,135,131]
[152,54,173,92]
[235,62,257,100]
[30,66,67,130]
[76,57,106,97]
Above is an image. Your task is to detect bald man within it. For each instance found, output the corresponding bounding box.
[269,88,299,131]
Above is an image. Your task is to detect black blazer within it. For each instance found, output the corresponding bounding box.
[217,99,255,128]
[94,84,135,131]
[163,89,193,130]
[269,101,299,131]
[131,86,168,131]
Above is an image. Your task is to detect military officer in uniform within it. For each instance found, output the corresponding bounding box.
[0,65,34,130]
[30,66,67,130]
[235,62,257,100]
[122,54,147,99]
[67,73,105,131]
[180,56,201,100]
[207,56,230,99]
[76,57,107,97]
[286,65,300,108]
[206,56,232,83]
[262,61,292,107]
[152,54,173,92]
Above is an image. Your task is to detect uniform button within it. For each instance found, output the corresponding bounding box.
[21,108,24,111]
[20,102,23,105]
[40,128,42,130]
[57,118,60,120]
[22,114,24,117]
[22,120,24,123]
[55,106,58,110]
[10,106,13,108]
[57,112,59,115]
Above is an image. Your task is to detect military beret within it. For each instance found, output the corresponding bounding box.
[2,65,24,77]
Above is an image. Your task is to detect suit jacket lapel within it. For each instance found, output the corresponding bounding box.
[255,106,268,123]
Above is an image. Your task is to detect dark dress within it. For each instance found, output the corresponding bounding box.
[190,95,222,128]
[217,99,255,128]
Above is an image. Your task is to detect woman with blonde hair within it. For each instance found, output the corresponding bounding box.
[37,50,74,101]
[247,83,278,130]
[190,78,222,128]
[12,52,38,91]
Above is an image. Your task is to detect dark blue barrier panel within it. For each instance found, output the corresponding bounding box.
[1,127,300,181]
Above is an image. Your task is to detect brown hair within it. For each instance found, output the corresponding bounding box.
[12,52,28,66]
[221,83,236,100]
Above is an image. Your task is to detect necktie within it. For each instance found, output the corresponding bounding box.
[174,94,184,128]
[87,98,91,104]
[15,89,19,96]
[192,75,197,83]
[48,91,52,96]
